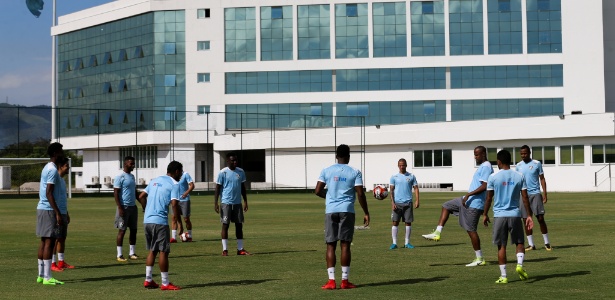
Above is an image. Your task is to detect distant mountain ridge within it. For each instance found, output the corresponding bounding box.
[0,104,51,149]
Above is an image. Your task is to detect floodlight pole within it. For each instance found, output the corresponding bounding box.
[51,0,57,140]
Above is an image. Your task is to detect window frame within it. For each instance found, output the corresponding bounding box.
[414,149,452,168]
[560,145,585,165]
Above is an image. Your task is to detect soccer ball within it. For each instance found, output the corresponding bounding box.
[373,185,389,200]
[180,232,191,242]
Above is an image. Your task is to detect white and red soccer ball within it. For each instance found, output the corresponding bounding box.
[180,232,191,242]
[372,185,389,200]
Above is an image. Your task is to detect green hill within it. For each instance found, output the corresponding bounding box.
[0,104,51,149]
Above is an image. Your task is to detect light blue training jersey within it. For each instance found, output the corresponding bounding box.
[487,169,527,217]
[216,167,246,205]
[178,172,194,202]
[113,171,136,206]
[143,175,180,225]
[318,163,363,214]
[37,162,59,211]
[466,161,494,210]
[54,176,68,214]
[389,172,418,204]
[516,159,544,195]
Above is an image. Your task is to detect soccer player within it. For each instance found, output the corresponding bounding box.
[36,142,65,285]
[315,144,370,290]
[171,171,195,242]
[214,152,250,256]
[483,149,534,283]
[389,158,419,249]
[422,146,493,267]
[114,156,144,262]
[517,145,552,251]
[51,157,74,271]
[138,161,183,290]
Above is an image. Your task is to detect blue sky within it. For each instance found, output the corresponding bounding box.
[0,0,113,106]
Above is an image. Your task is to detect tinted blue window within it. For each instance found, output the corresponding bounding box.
[451,65,562,88]
[451,98,563,120]
[261,6,292,61]
[164,43,176,54]
[225,7,257,62]
[498,0,511,11]
[449,0,484,55]
[488,0,522,54]
[164,75,176,86]
[527,0,561,53]
[271,6,283,19]
[373,2,407,57]
[422,2,434,14]
[347,4,358,17]
[335,3,368,58]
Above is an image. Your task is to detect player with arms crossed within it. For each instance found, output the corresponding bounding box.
[171,171,195,242]
[215,152,250,256]
[388,158,419,250]
[315,144,370,290]
[51,157,74,271]
[114,156,144,262]
[422,146,493,266]
[517,145,552,251]
[483,149,534,283]
[138,161,183,290]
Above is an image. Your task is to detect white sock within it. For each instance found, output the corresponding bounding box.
[146,266,153,281]
[327,267,335,280]
[499,264,507,277]
[436,225,443,232]
[222,239,228,251]
[517,252,524,265]
[391,226,398,244]
[527,235,534,247]
[188,230,192,236]
[237,239,244,250]
[38,259,44,277]
[542,233,550,245]
[51,254,56,263]
[405,226,411,244]
[161,272,169,285]
[43,259,51,280]
[117,246,123,257]
[129,245,136,255]
[172,230,177,239]
[58,253,64,261]
[475,250,483,258]
[341,266,350,280]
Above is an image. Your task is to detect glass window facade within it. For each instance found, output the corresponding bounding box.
[451,98,563,120]
[337,68,446,91]
[198,73,210,83]
[224,7,256,62]
[532,146,556,165]
[411,1,445,56]
[560,145,584,165]
[414,149,452,167]
[225,71,333,94]
[261,6,293,61]
[197,41,210,51]
[527,0,561,53]
[449,0,484,55]
[298,4,330,60]
[337,100,446,126]
[450,64,563,88]
[335,3,369,58]
[487,0,522,54]
[226,103,334,129]
[373,2,407,57]
[591,144,615,164]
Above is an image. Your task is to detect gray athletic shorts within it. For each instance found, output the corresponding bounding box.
[442,197,483,232]
[391,203,414,223]
[36,209,60,238]
[144,223,171,253]
[178,201,191,217]
[520,193,545,218]
[57,214,68,239]
[220,203,244,224]
[492,217,525,246]
[324,213,355,243]
[115,205,138,231]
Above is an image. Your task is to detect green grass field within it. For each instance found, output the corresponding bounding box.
[2,192,614,299]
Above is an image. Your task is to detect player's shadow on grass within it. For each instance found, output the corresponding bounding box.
[256,249,318,255]
[181,279,278,289]
[173,253,220,259]
[66,273,144,283]
[76,263,134,270]
[528,270,591,283]
[522,256,558,263]
[546,244,592,250]
[418,243,464,248]
[362,276,449,287]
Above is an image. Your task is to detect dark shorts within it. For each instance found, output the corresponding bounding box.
[144,223,171,253]
[492,217,525,246]
[520,193,545,218]
[220,203,244,224]
[442,197,483,232]
[324,213,355,243]
[57,214,68,239]
[178,201,191,217]
[115,205,138,231]
[391,203,414,223]
[36,209,60,238]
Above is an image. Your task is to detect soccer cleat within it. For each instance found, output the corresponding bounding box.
[129,254,139,260]
[58,261,74,269]
[340,280,357,289]
[321,279,336,290]
[51,263,64,272]
[545,244,553,251]
[422,230,441,241]
[404,244,415,249]
[186,237,193,242]
[465,257,486,267]
[170,238,177,243]
[160,282,181,290]
[237,249,252,256]
[389,244,398,250]
[222,250,228,256]
[495,277,508,284]
[144,280,159,288]
[43,278,64,285]
[516,264,528,280]
[37,276,44,283]
[525,245,536,251]
[117,255,128,262]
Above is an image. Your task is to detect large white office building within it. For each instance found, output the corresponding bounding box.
[52,0,615,192]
